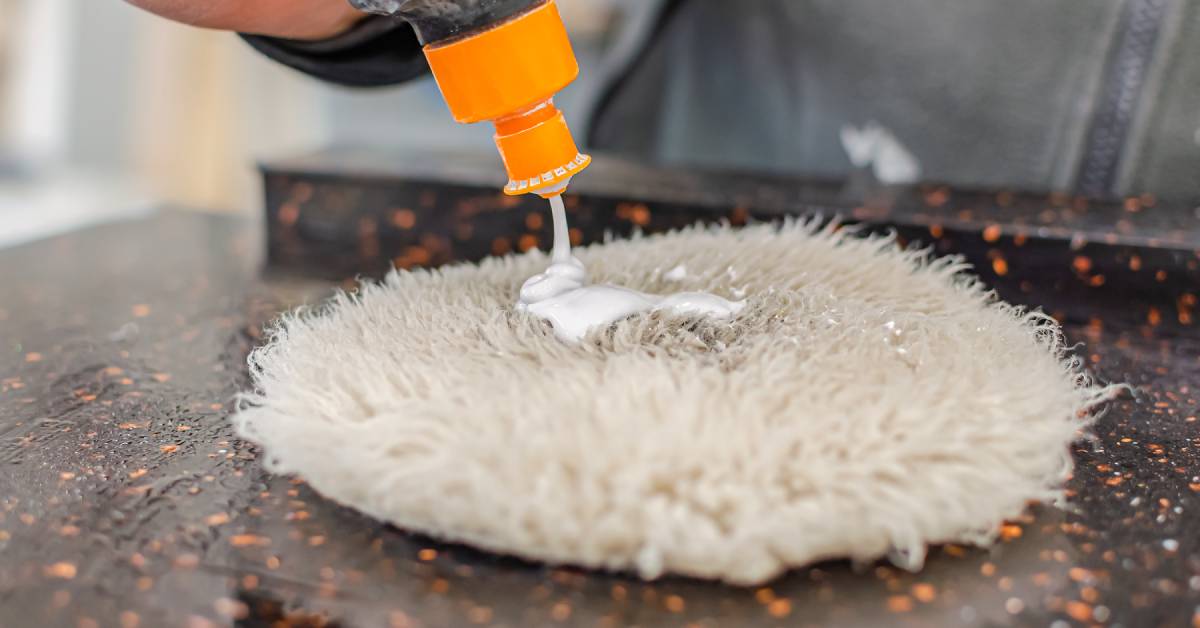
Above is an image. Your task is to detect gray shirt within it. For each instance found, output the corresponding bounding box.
[589,0,1200,201]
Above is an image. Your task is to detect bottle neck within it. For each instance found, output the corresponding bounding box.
[493,99,558,136]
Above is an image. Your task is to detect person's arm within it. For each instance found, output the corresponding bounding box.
[125,0,430,87]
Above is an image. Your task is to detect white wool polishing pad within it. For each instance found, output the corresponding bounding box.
[234,221,1111,585]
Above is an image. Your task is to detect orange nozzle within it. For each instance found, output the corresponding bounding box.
[422,0,590,196]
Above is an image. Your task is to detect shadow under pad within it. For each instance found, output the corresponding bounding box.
[0,199,1198,625]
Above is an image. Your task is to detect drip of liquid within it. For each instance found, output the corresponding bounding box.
[518,196,745,342]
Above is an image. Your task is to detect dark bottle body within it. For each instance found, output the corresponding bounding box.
[349,0,544,44]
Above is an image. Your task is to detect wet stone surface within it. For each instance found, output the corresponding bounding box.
[1,210,1198,627]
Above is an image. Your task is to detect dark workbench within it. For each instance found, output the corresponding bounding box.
[2,153,1199,626]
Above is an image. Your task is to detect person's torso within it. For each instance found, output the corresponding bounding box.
[589,0,1200,201]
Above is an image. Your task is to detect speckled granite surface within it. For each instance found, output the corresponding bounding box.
[1,151,1198,626]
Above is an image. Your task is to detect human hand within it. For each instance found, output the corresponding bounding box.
[125,0,368,40]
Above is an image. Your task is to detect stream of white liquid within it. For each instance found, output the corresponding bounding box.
[517,196,745,342]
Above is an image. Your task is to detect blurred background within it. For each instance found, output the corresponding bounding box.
[0,0,639,248]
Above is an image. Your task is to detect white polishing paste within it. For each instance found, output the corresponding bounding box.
[234,220,1114,585]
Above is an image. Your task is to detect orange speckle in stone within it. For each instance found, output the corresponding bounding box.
[59,472,75,481]
[205,513,230,526]
[887,595,914,613]
[550,601,572,621]
[119,610,140,628]
[1156,270,1168,282]
[160,444,178,454]
[308,535,326,547]
[1088,274,1106,287]
[430,578,449,594]
[1072,256,1093,273]
[1066,601,1092,622]
[1189,483,1200,492]
[278,203,300,226]
[942,544,967,557]
[1000,523,1023,541]
[924,187,950,207]
[152,373,171,383]
[629,204,651,226]
[980,562,996,576]
[992,257,1009,276]
[265,555,281,570]
[929,224,944,238]
[213,598,249,620]
[392,209,416,229]
[1068,567,1094,583]
[983,225,1002,242]
[1130,255,1143,271]
[912,583,937,603]
[24,352,42,363]
[491,237,512,256]
[418,548,437,562]
[518,234,539,252]
[131,304,151,318]
[1148,307,1162,326]
[665,595,685,613]
[136,576,154,591]
[525,213,544,230]
[230,534,270,547]
[1105,476,1124,486]
[1123,197,1142,212]
[767,598,793,618]
[755,588,776,604]
[44,562,77,579]
[407,246,432,266]
[60,525,80,537]
[568,228,583,246]
[467,606,494,624]
[129,469,147,480]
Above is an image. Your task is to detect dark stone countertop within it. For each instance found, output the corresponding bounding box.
[1,209,1199,628]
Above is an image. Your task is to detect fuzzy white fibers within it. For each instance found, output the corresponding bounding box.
[234,220,1114,585]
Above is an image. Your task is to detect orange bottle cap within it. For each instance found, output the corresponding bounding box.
[424,1,578,124]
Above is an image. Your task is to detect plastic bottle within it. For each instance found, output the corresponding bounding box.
[351,0,591,198]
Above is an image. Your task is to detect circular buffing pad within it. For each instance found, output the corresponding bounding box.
[234,222,1110,584]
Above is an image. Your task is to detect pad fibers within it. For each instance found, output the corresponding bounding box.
[234,221,1111,585]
